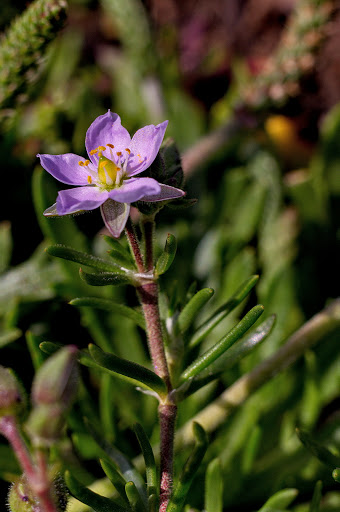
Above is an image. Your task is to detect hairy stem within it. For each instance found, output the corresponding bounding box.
[141,216,155,272]
[125,216,177,510]
[159,403,177,512]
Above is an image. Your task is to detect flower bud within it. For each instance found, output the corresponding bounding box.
[7,474,68,512]
[31,346,78,409]
[0,366,25,419]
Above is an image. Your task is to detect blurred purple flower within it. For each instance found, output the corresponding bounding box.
[38,111,185,237]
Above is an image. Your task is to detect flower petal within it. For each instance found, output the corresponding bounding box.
[38,153,91,185]
[140,183,186,202]
[100,199,130,238]
[127,121,168,176]
[56,186,108,215]
[85,111,131,164]
[108,177,161,203]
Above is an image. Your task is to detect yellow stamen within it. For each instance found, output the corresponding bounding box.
[116,151,122,157]
[125,148,131,154]
[98,146,106,151]
[89,149,98,155]
[107,143,114,148]
[87,175,92,184]
[84,160,90,166]
[78,161,84,166]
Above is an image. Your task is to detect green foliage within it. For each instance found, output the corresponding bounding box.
[1,0,340,511]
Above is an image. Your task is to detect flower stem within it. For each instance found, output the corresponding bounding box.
[0,416,58,512]
[140,216,155,272]
[125,218,145,274]
[125,215,177,511]
[159,402,177,512]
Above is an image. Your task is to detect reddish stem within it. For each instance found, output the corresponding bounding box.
[125,215,178,511]
[0,416,58,512]
[137,282,171,389]
[159,403,177,512]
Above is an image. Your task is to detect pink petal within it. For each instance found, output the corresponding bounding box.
[38,154,91,185]
[108,177,161,203]
[85,111,131,164]
[100,199,130,238]
[141,183,186,202]
[56,186,109,214]
[127,121,168,176]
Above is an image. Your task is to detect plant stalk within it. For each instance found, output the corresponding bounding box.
[0,416,58,512]
[125,216,177,511]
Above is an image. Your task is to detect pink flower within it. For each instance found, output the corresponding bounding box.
[38,111,185,237]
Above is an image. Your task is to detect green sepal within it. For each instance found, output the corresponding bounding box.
[46,245,125,274]
[133,423,158,498]
[125,481,147,512]
[310,481,323,512]
[79,269,133,287]
[176,288,214,335]
[205,458,223,512]
[257,488,298,512]
[64,470,128,512]
[70,297,145,329]
[100,459,130,507]
[166,423,208,512]
[180,305,264,382]
[155,234,177,276]
[88,344,167,397]
[296,428,340,469]
[189,275,259,348]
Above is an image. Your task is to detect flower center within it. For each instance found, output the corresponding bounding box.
[97,153,120,186]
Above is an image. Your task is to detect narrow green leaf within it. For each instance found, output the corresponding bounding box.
[176,288,214,335]
[46,245,125,274]
[257,488,298,512]
[89,344,167,397]
[167,423,208,512]
[148,494,158,512]
[103,235,132,257]
[125,481,147,512]
[70,297,145,329]
[108,249,136,270]
[189,275,259,348]
[80,269,133,287]
[205,458,223,512]
[133,423,158,498]
[296,428,340,469]
[0,222,12,273]
[310,481,322,512]
[155,234,177,276]
[100,459,130,507]
[84,419,147,505]
[65,470,128,512]
[0,328,22,348]
[39,341,63,355]
[180,305,264,382]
